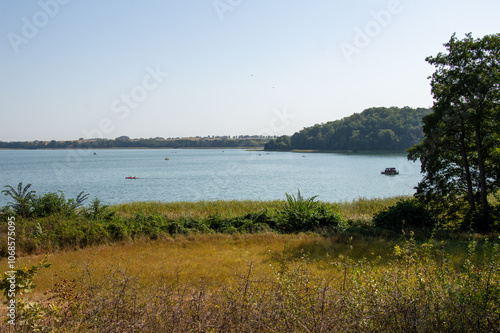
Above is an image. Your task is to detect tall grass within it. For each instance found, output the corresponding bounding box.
[113,200,283,219]
[335,196,409,225]
[2,233,498,332]
[3,195,392,256]
[113,197,405,223]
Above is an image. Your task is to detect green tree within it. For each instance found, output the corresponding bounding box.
[264,135,291,151]
[409,33,500,231]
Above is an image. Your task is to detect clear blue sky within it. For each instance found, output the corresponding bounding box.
[1,0,500,141]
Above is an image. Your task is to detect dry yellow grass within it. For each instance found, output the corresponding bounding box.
[3,234,319,298]
[2,232,498,332]
[3,232,401,306]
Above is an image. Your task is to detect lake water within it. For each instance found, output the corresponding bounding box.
[0,149,422,206]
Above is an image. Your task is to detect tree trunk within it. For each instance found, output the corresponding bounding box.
[474,125,490,231]
[459,121,476,214]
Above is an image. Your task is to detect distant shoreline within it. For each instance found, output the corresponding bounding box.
[0,147,410,154]
[0,147,411,154]
[290,149,408,154]
[0,146,266,151]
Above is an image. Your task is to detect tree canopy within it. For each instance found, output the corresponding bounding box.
[408,33,500,231]
[265,106,431,151]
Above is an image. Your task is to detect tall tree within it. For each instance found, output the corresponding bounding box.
[409,33,500,231]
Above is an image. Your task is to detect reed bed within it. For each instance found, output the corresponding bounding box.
[335,196,409,224]
[113,200,284,220]
[113,196,407,223]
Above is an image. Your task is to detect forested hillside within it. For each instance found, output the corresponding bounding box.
[265,106,431,151]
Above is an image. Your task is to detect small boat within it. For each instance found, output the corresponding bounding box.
[125,176,139,179]
[93,152,97,155]
[165,158,169,160]
[381,168,399,175]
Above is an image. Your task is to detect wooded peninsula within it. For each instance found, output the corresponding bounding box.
[264,106,431,151]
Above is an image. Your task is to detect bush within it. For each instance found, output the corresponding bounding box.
[0,206,12,222]
[373,198,435,232]
[31,192,67,217]
[83,198,114,221]
[2,183,89,219]
[1,182,35,217]
[106,222,129,241]
[275,190,346,233]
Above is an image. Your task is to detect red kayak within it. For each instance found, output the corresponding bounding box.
[125,176,139,179]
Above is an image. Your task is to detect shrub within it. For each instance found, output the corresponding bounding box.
[0,205,12,222]
[179,216,211,233]
[106,222,129,241]
[205,214,240,234]
[2,183,89,219]
[31,192,67,217]
[239,220,273,233]
[0,257,53,331]
[1,182,36,217]
[276,190,346,233]
[83,198,114,221]
[373,198,435,232]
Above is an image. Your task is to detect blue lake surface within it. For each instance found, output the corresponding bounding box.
[0,149,422,206]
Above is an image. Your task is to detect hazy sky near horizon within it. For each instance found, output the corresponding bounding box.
[1,0,500,141]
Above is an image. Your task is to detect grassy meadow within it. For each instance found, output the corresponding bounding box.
[1,195,499,332]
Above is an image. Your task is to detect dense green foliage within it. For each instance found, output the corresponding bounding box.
[0,206,339,255]
[1,183,35,218]
[263,135,292,151]
[373,198,436,232]
[276,190,347,232]
[0,136,270,150]
[2,183,88,219]
[408,33,500,232]
[265,106,431,151]
[1,184,350,255]
[2,182,498,256]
